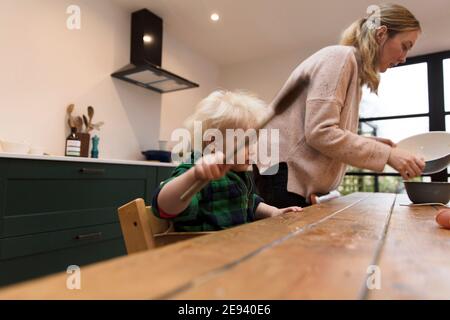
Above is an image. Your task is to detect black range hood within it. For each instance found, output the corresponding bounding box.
[112,9,199,93]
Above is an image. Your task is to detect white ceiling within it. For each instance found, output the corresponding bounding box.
[112,0,450,66]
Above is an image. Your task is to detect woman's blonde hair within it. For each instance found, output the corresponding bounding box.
[184,90,267,151]
[340,3,421,92]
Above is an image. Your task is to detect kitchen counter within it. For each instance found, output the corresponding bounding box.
[0,192,448,299]
[0,152,177,167]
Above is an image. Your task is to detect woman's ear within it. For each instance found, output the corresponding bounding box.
[375,25,388,45]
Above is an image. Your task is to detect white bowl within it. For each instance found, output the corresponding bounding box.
[397,132,450,161]
[0,141,30,154]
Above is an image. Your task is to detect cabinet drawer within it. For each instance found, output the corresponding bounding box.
[2,178,146,237]
[0,237,126,287]
[4,178,147,217]
[2,207,121,238]
[1,158,148,180]
[0,223,124,260]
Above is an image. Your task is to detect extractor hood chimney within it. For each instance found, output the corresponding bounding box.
[111,9,199,93]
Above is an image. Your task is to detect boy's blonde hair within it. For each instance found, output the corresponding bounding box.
[184,90,268,151]
[340,3,421,93]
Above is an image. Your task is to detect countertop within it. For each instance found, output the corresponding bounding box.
[0,152,177,167]
[0,192,448,299]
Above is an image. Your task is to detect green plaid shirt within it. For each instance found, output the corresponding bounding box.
[151,161,263,232]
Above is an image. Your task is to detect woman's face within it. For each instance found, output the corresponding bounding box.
[377,28,420,73]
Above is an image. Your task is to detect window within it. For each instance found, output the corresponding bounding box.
[339,175,431,195]
[361,117,429,144]
[360,63,429,118]
[342,51,450,194]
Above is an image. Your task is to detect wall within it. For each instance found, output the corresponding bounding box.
[159,32,220,147]
[219,47,320,104]
[0,0,220,159]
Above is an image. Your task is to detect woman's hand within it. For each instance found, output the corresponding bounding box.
[194,151,231,181]
[387,147,425,180]
[368,136,397,147]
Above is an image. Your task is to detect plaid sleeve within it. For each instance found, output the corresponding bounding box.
[151,164,200,220]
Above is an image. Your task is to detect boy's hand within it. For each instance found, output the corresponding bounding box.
[194,151,231,181]
[272,206,303,217]
[255,203,303,220]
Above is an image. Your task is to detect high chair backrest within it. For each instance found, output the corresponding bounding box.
[117,198,167,253]
[118,198,212,254]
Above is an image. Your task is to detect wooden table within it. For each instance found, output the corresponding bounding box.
[0,192,449,300]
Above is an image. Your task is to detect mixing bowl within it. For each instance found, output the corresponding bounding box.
[404,181,450,204]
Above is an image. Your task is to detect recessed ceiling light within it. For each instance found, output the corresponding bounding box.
[210,13,220,22]
[143,35,153,43]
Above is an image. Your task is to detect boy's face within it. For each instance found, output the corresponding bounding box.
[205,134,256,172]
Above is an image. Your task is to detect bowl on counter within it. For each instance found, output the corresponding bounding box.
[404,181,450,204]
[142,150,172,163]
[0,140,30,154]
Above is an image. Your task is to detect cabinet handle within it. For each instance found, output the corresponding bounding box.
[74,232,103,240]
[79,168,106,175]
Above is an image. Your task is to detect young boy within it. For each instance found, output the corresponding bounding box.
[151,90,302,232]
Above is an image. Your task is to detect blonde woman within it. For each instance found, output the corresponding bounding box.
[254,3,425,207]
[152,90,302,232]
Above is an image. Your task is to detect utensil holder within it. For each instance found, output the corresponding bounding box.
[76,133,90,157]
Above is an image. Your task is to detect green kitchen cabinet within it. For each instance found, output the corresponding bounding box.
[0,237,126,287]
[156,166,176,186]
[0,156,174,287]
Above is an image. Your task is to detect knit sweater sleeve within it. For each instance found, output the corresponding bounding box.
[304,48,391,172]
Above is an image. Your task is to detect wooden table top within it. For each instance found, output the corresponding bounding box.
[0,192,449,300]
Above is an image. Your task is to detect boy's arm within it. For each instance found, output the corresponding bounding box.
[254,202,276,220]
[157,167,198,216]
[255,202,303,220]
[157,152,230,216]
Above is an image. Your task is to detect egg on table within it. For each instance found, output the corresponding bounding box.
[436,209,450,229]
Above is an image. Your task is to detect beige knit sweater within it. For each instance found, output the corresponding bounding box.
[257,45,392,199]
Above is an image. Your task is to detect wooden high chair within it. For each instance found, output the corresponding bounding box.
[117,198,214,254]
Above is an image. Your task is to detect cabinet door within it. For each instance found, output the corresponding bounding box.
[0,159,154,237]
[0,237,126,287]
[0,223,124,260]
[145,166,158,201]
